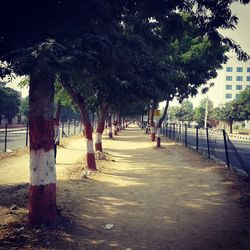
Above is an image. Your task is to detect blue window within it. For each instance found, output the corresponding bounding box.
[226,67,233,72]
[226,76,232,81]
[236,76,243,81]
[246,85,250,90]
[226,85,232,90]
[236,85,242,90]
[236,67,243,72]
[247,67,250,72]
[247,76,250,81]
[225,93,232,99]
[236,94,240,99]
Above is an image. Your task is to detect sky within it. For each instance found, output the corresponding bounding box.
[5,2,250,103]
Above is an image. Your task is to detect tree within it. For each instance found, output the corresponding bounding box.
[0,86,20,124]
[193,98,214,127]
[213,89,250,133]
[1,0,250,227]
[235,89,250,121]
[168,106,181,121]
[20,96,29,118]
[154,12,229,146]
[175,100,193,122]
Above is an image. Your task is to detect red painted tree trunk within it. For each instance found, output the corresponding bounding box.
[95,103,108,152]
[28,72,57,226]
[60,77,97,171]
[84,122,96,170]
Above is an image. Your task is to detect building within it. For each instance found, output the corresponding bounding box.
[222,55,250,103]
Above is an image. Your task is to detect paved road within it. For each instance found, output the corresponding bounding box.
[0,123,82,152]
[163,126,250,175]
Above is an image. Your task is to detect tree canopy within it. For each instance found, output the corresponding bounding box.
[1,0,250,226]
[0,85,20,122]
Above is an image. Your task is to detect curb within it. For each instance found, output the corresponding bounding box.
[228,134,250,141]
[0,128,27,134]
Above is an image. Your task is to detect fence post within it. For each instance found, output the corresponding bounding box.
[74,119,76,135]
[222,129,230,168]
[169,124,172,139]
[26,123,29,147]
[185,124,187,147]
[79,122,82,133]
[62,121,64,138]
[4,124,7,152]
[173,123,175,140]
[206,127,210,158]
[179,124,181,142]
[196,126,199,151]
[68,121,70,136]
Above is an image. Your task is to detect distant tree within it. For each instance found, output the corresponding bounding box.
[219,102,237,133]
[216,89,250,133]
[175,100,194,122]
[20,96,29,118]
[168,106,180,121]
[0,86,20,124]
[193,98,213,127]
[235,89,250,121]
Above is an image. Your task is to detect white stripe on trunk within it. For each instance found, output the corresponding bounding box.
[95,133,102,143]
[157,128,161,137]
[30,149,56,186]
[87,139,94,153]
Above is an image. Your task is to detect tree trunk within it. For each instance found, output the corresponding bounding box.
[122,118,125,129]
[28,72,56,226]
[141,113,144,129]
[84,119,96,170]
[150,100,156,141]
[54,102,61,123]
[95,102,108,152]
[145,104,150,134]
[60,77,96,171]
[54,102,61,145]
[229,121,233,134]
[118,115,122,131]
[108,113,113,138]
[113,114,118,135]
[157,99,170,148]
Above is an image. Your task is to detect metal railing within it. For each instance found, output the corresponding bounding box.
[0,121,82,152]
[162,123,250,179]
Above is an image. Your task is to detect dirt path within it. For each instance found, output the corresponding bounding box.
[59,126,250,250]
[0,135,85,184]
[0,126,250,249]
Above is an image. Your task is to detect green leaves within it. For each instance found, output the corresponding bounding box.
[0,86,20,120]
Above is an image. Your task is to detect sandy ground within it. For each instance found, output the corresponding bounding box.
[0,125,250,250]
